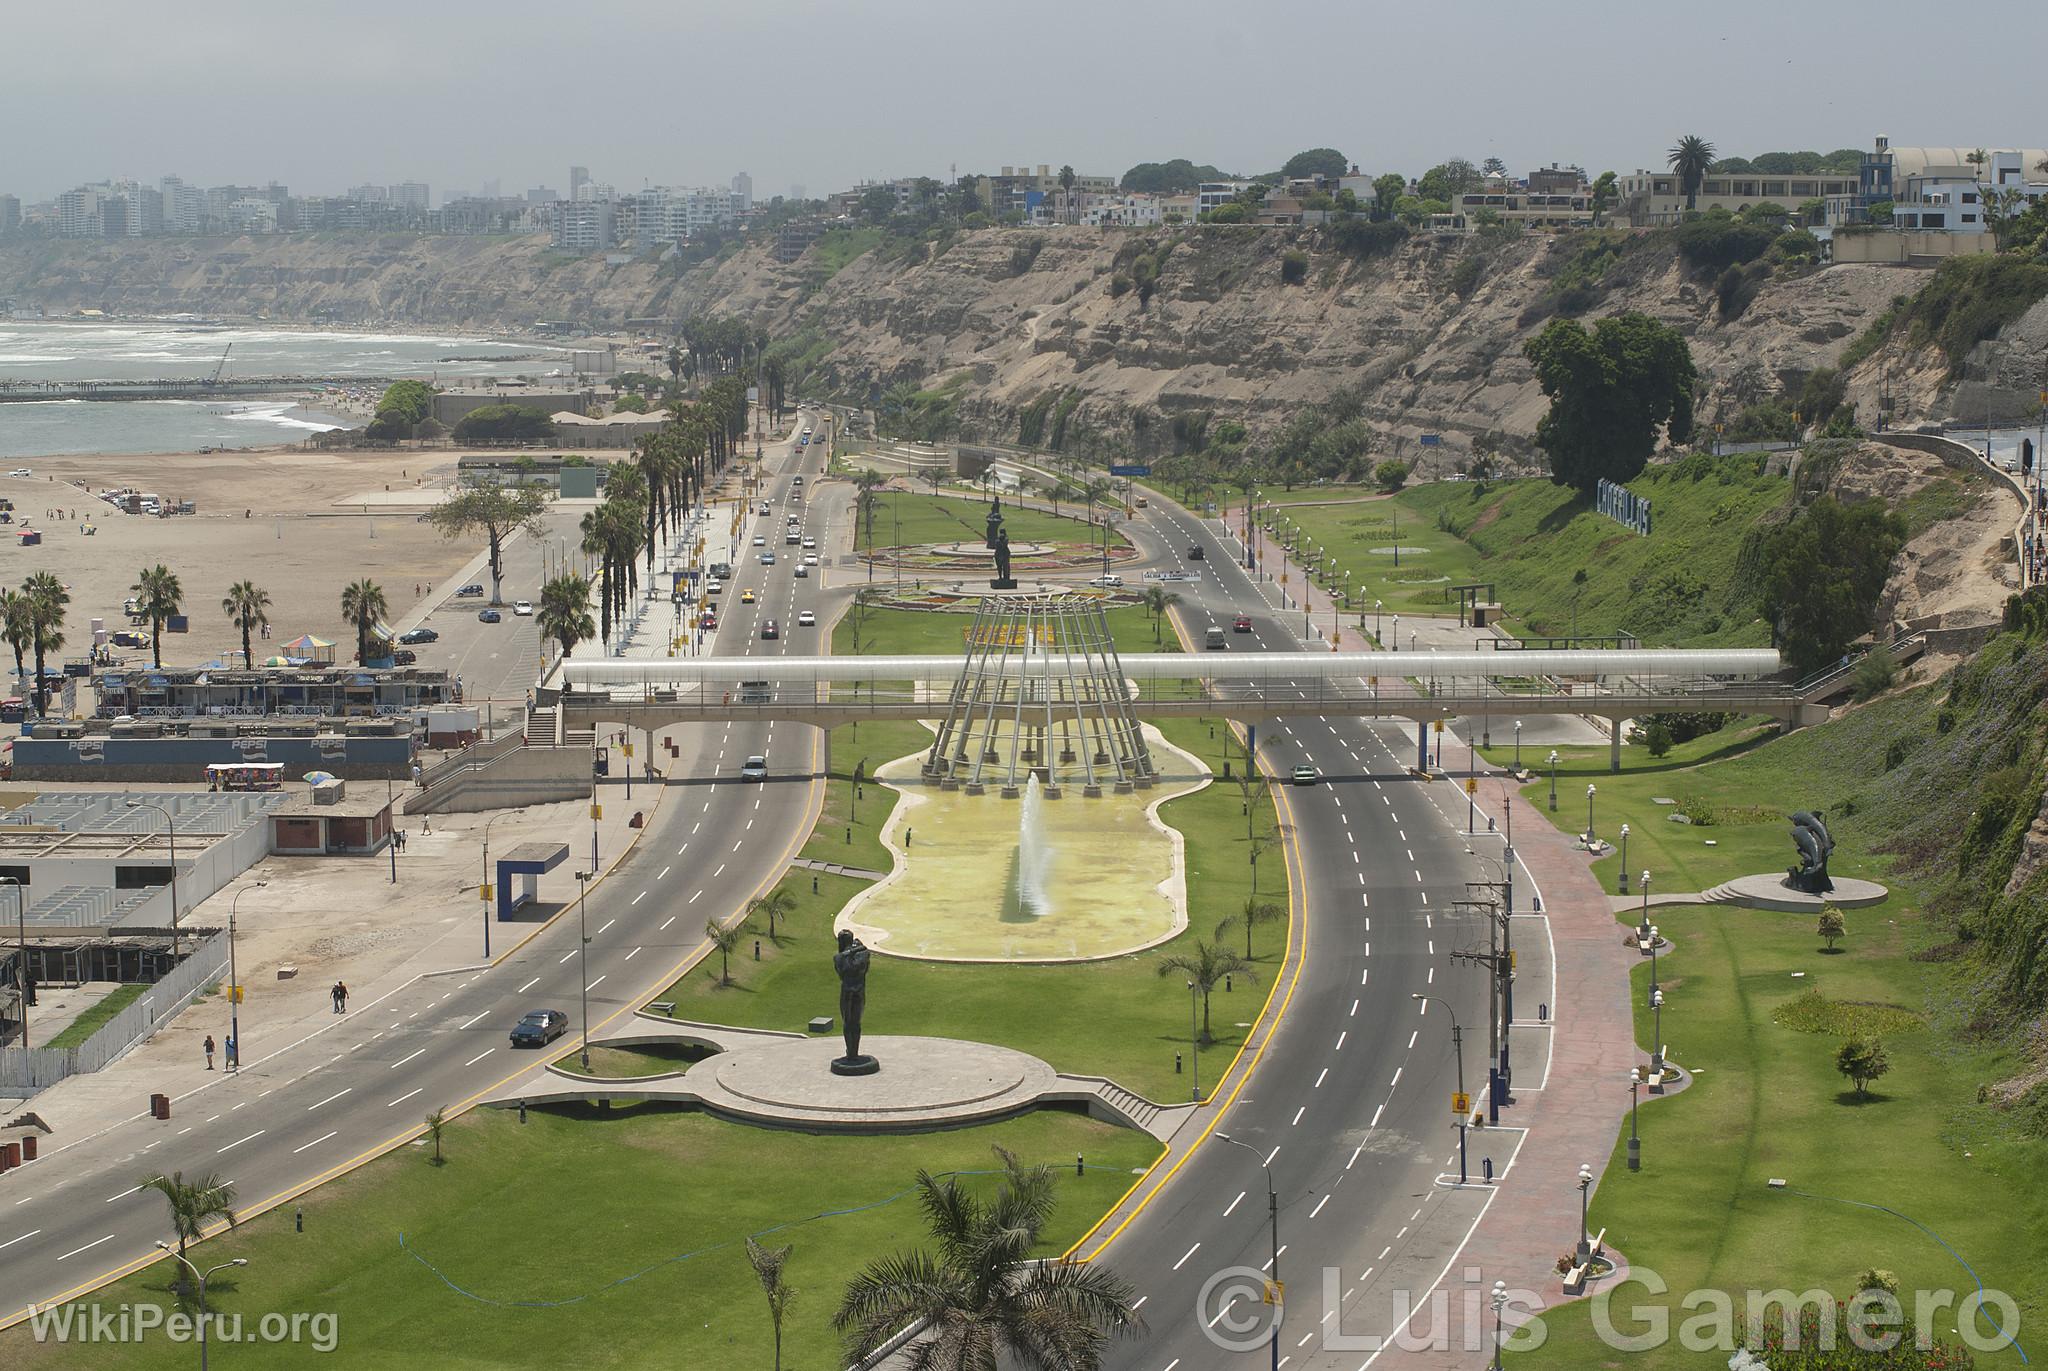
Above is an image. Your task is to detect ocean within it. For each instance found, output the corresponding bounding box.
[0,320,570,458]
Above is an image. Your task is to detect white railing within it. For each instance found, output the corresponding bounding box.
[0,928,230,1093]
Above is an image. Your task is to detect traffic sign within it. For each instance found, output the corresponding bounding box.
[1452,1091,1471,1117]
[1464,778,1478,795]
[1264,1279,1285,1305]
[591,803,603,821]
[1109,464,1151,477]
[228,985,244,1004]
[479,883,491,903]
[1420,434,1442,447]
[1433,719,1444,732]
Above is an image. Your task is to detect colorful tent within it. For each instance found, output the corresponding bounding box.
[280,633,335,663]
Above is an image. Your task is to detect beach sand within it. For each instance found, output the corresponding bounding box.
[0,445,482,672]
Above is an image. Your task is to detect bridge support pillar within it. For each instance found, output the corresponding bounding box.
[1418,720,1429,772]
[820,723,831,781]
[1610,720,1622,773]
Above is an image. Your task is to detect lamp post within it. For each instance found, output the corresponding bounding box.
[1547,751,1559,812]
[1648,924,1662,999]
[1215,1133,1282,1371]
[155,1245,246,1371]
[1186,980,1204,1102]
[1585,783,1597,842]
[1491,1280,1509,1370]
[575,869,594,1071]
[1392,614,1400,651]
[1618,824,1630,894]
[227,881,268,1072]
[1575,1162,1594,1260]
[2,876,25,1049]
[125,799,183,956]
[1638,871,1652,938]
[1628,1067,1643,1172]
[1513,720,1522,770]
[1650,988,1665,1076]
[1374,600,1383,643]
[1413,993,1468,1184]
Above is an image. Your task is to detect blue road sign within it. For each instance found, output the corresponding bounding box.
[1109,464,1152,477]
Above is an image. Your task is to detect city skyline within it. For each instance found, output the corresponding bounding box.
[3,0,2043,204]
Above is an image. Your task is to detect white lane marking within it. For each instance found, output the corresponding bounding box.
[218,1130,265,1154]
[387,1088,423,1108]
[1349,998,1359,1015]
[732,840,742,852]
[597,919,615,936]
[632,892,647,906]
[294,1131,337,1155]
[625,946,642,961]
[1291,1105,1306,1125]
[587,975,607,991]
[559,951,576,964]
[712,865,725,878]
[464,1049,495,1067]
[0,1229,41,1251]
[518,977,540,993]
[1311,1194,1332,1218]
[57,1234,115,1261]
[1408,1031,1419,1050]
[1391,1067,1403,1088]
[104,1185,143,1204]
[459,1011,491,1030]
[390,1048,426,1070]
[307,1088,351,1111]
[660,915,676,931]
[1265,1146,1280,1166]
[1336,1031,1348,1051]
[1173,1242,1202,1271]
[1223,1190,1245,1217]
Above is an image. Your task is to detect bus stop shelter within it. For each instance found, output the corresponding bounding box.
[496,841,569,921]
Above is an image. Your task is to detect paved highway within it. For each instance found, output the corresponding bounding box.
[1094,498,1511,1368]
[0,414,847,1325]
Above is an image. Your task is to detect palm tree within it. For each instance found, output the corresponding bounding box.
[835,1147,1140,1369]
[131,565,179,669]
[143,1171,237,1269]
[0,588,31,699]
[1142,586,1181,642]
[1156,940,1257,1044]
[338,579,389,665]
[24,571,69,714]
[1666,135,1717,211]
[423,1107,447,1165]
[749,887,797,941]
[746,1236,797,1371]
[220,581,270,667]
[853,470,887,548]
[537,574,596,659]
[1217,898,1284,961]
[706,917,742,986]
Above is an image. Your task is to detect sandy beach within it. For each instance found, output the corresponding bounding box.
[0,445,486,672]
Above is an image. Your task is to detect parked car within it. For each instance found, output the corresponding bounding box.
[740,755,768,782]
[7,468,30,478]
[513,600,533,617]
[510,1009,569,1047]
[392,649,417,665]
[1234,615,1253,633]
[456,584,485,598]
[1291,765,1318,786]
[699,610,718,630]
[397,627,438,644]
[761,620,779,640]
[478,608,502,623]
[797,610,816,627]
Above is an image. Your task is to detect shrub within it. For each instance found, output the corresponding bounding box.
[1373,460,1410,492]
[1280,249,1309,285]
[1108,273,1132,298]
[1835,1035,1891,1097]
[1326,217,1408,262]
[1643,717,1674,757]
[1448,254,1484,299]
[1675,217,1778,273]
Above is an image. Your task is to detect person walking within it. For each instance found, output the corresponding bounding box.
[204,1034,216,1070]
[224,1032,237,1072]
[336,981,349,1013]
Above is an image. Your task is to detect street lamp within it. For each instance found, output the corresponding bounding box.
[1628,1067,1643,1172]
[1513,720,1522,770]
[1374,600,1383,642]
[575,869,595,1071]
[479,812,519,959]
[1648,925,1662,999]
[1413,993,1468,1184]
[1618,824,1630,894]
[1214,1133,1282,1371]
[1650,988,1666,1077]
[1575,1162,1594,1260]
[1585,783,1597,842]
[1187,980,1201,1103]
[1491,1280,1509,1370]
[1547,750,1559,812]
[1638,871,1652,938]
[227,881,268,1072]
[2,876,25,1050]
[126,799,183,955]
[154,1245,246,1371]
[1392,613,1400,651]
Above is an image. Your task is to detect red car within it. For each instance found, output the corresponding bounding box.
[699,610,718,630]
[1233,615,1253,633]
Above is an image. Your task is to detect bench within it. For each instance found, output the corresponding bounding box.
[646,1001,675,1017]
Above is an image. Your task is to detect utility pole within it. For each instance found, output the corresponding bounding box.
[1452,890,1508,1124]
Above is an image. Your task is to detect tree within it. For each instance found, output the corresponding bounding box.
[422,483,554,604]
[220,581,270,667]
[1121,159,1228,194]
[130,565,180,671]
[1371,173,1406,219]
[749,886,796,940]
[1522,313,1696,493]
[1643,717,1674,757]
[834,1147,1140,1369]
[1817,905,1846,952]
[451,403,555,445]
[537,574,595,659]
[1590,171,1618,226]
[1481,156,1508,179]
[20,571,66,716]
[1668,135,1717,210]
[1280,249,1309,284]
[1835,1035,1890,1098]
[1217,898,1284,960]
[0,588,31,699]
[338,579,388,665]
[746,1236,797,1371]
[858,185,898,222]
[1757,497,1908,673]
[1373,460,1409,492]
[1282,148,1349,181]
[1142,585,1181,642]
[706,917,742,986]
[143,1171,237,1269]
[1156,940,1257,1044]
[423,1107,447,1164]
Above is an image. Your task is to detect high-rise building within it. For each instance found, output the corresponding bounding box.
[160,176,205,234]
[526,186,559,205]
[550,198,613,252]
[789,183,806,202]
[57,185,107,237]
[730,172,753,211]
[570,165,590,202]
[394,181,430,211]
[0,194,19,236]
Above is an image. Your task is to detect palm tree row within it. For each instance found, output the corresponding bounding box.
[0,573,67,716]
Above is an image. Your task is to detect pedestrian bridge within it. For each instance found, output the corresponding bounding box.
[543,650,1818,767]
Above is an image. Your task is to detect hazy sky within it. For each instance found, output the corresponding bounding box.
[6,0,2044,203]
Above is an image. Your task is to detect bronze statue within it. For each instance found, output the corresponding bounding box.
[1786,811,1835,894]
[984,492,1005,550]
[992,528,1013,584]
[831,930,878,1074]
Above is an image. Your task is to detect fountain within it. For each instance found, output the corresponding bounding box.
[1016,773,1054,918]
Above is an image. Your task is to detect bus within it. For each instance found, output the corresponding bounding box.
[206,762,286,792]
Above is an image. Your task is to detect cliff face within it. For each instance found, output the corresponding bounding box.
[0,226,1985,472]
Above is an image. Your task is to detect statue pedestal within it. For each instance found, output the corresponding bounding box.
[989,578,1018,590]
[830,1054,880,1077]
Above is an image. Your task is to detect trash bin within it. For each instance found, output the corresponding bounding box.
[19,1135,36,1162]
[0,1142,18,1170]
[150,1092,170,1120]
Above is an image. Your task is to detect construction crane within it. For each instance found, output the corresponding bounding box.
[207,343,233,385]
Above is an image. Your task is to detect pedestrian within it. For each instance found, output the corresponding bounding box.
[337,981,349,1013]
[331,981,343,1014]
[906,826,913,848]
[225,1034,237,1071]
[204,1033,216,1070]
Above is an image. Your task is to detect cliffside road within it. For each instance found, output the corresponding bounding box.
[0,424,843,1328]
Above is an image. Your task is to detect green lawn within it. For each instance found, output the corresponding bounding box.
[1281,462,1794,644]
[9,1109,1157,1371]
[551,1042,709,1079]
[840,600,1170,660]
[44,984,148,1050]
[856,490,1128,555]
[1512,903,2039,1367]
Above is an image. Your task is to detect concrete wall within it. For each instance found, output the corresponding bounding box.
[404,742,595,814]
[12,733,412,782]
[1832,230,1993,265]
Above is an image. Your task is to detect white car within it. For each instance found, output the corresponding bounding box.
[1091,575,1124,588]
[513,600,533,617]
[7,468,29,478]
[801,537,817,550]
[793,565,808,578]
[798,610,817,627]
[752,535,766,547]
[804,553,819,566]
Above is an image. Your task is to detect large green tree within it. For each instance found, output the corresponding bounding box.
[1522,313,1697,493]
[451,404,555,445]
[1282,147,1349,180]
[1668,135,1717,210]
[339,579,389,665]
[22,572,68,715]
[1757,497,1907,674]
[422,483,554,604]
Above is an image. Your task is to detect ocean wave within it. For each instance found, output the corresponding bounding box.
[0,355,74,364]
[222,403,344,432]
